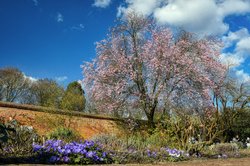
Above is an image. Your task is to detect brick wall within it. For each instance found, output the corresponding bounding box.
[0,103,122,139]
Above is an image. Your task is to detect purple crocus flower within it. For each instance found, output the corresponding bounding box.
[86,151,95,158]
[63,156,70,163]
[102,152,107,158]
[33,144,43,152]
[85,141,94,147]
[32,139,111,164]
[151,151,157,158]
[49,156,57,163]
[147,149,151,157]
[81,149,87,155]
[72,147,81,153]
[65,148,71,154]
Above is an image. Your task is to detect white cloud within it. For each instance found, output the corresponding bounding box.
[222,28,249,48]
[220,52,244,67]
[220,28,250,68]
[118,0,250,36]
[236,37,250,53]
[220,28,250,83]
[235,69,250,83]
[117,6,126,17]
[93,0,111,8]
[32,0,38,6]
[23,74,38,82]
[56,13,63,23]
[218,0,250,16]
[55,76,68,82]
[154,0,228,35]
[71,24,85,31]
[120,0,162,16]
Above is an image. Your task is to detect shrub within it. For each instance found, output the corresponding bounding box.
[0,118,8,145]
[92,134,188,164]
[47,127,81,142]
[92,134,124,151]
[208,143,239,157]
[33,139,113,164]
[0,117,40,156]
[232,110,250,140]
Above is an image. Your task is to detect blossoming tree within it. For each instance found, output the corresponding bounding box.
[82,13,226,126]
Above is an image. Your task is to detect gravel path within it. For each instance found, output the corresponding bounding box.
[91,157,250,166]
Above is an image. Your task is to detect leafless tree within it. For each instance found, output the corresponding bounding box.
[0,67,30,102]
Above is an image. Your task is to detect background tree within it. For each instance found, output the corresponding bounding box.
[0,81,4,101]
[213,75,250,112]
[82,12,226,126]
[232,109,250,140]
[213,75,250,141]
[60,81,86,111]
[0,67,30,102]
[30,79,64,108]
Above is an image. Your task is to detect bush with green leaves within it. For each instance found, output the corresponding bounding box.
[47,127,82,142]
[0,117,9,145]
[232,109,250,141]
[61,81,86,111]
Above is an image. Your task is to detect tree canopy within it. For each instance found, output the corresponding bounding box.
[0,67,30,102]
[30,79,64,108]
[61,81,86,111]
[82,12,226,125]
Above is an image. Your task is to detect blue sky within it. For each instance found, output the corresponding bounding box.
[0,0,119,85]
[1,0,250,86]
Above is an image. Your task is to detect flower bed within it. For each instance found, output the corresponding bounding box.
[33,139,113,164]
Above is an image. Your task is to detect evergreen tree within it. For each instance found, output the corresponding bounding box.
[61,81,86,111]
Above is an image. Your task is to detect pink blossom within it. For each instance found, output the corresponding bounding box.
[81,13,226,122]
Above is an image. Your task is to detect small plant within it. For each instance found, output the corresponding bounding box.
[47,127,81,142]
[0,117,40,156]
[247,137,250,149]
[33,139,113,164]
[162,147,187,162]
[92,134,188,164]
[209,143,239,158]
[230,136,250,149]
[0,117,10,146]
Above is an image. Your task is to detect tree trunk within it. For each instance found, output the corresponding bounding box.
[146,107,156,129]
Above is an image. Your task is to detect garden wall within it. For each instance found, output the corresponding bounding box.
[0,102,121,139]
